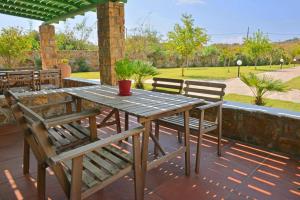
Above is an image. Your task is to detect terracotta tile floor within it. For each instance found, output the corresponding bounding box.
[0,110,300,200]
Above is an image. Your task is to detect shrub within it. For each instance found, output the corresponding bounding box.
[70,57,91,72]
[133,60,159,89]
[241,73,288,105]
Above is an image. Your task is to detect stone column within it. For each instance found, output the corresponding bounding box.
[97,2,125,85]
[39,24,58,69]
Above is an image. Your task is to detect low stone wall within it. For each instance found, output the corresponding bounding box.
[191,102,300,157]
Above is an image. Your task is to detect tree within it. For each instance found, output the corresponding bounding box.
[0,27,32,68]
[265,46,284,67]
[56,18,96,50]
[243,30,271,68]
[167,14,208,76]
[125,25,164,67]
[241,73,287,105]
[201,45,220,66]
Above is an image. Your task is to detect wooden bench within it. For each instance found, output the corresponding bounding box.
[155,80,226,173]
[4,70,35,92]
[12,102,145,200]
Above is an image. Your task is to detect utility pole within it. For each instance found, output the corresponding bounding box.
[246,27,250,40]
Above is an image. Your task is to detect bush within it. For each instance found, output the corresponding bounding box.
[70,57,91,72]
[34,55,42,70]
[133,60,158,89]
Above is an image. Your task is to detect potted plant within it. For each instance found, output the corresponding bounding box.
[133,60,159,89]
[115,58,136,96]
[58,58,71,79]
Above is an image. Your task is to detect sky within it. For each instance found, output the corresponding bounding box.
[0,0,300,44]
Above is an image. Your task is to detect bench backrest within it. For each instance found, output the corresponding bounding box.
[6,70,34,88]
[152,77,184,94]
[184,80,226,102]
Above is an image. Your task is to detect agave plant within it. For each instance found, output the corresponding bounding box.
[133,60,159,89]
[241,73,288,105]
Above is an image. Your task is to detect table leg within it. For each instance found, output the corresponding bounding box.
[184,110,191,176]
[140,120,151,199]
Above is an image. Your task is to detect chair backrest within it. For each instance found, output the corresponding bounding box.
[12,102,70,194]
[38,69,61,88]
[6,70,34,89]
[152,77,184,94]
[184,80,226,102]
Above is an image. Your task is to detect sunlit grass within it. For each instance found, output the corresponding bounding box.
[224,94,300,112]
[71,65,293,80]
[285,76,300,90]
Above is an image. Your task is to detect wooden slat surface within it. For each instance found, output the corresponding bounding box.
[66,85,203,118]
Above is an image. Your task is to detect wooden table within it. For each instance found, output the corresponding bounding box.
[66,85,203,199]
[11,85,203,199]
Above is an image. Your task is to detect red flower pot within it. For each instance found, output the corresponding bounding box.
[118,80,132,96]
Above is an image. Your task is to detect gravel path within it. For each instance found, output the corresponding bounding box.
[225,66,300,103]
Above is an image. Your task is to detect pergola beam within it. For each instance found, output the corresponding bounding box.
[0,0,127,24]
[0,2,58,17]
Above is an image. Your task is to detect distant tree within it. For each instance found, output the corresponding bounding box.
[56,18,96,50]
[125,25,164,67]
[243,30,271,68]
[0,27,32,68]
[265,46,284,67]
[241,73,287,105]
[167,14,208,76]
[201,45,220,66]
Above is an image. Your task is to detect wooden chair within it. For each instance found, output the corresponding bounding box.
[155,80,226,173]
[124,77,184,133]
[5,70,35,92]
[12,102,144,200]
[5,90,100,175]
[37,69,61,90]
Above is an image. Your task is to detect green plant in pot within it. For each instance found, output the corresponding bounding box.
[115,58,136,96]
[133,60,159,89]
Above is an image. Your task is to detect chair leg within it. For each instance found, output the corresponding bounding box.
[183,111,191,176]
[217,105,222,156]
[195,131,203,174]
[195,110,204,174]
[154,122,159,156]
[23,139,30,175]
[125,112,129,141]
[132,134,142,200]
[115,109,122,134]
[37,162,46,200]
[177,130,182,144]
[217,123,222,156]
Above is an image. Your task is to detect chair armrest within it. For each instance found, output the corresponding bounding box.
[29,100,74,110]
[43,108,100,128]
[48,126,144,165]
[195,101,223,111]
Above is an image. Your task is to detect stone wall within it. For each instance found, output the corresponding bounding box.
[191,103,300,157]
[58,50,99,71]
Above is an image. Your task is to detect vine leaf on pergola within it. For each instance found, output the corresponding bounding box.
[0,0,127,24]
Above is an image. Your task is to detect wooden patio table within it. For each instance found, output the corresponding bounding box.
[11,85,203,199]
[66,85,203,199]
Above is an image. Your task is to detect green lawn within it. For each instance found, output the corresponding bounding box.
[286,76,300,90]
[224,94,300,112]
[71,65,292,80]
